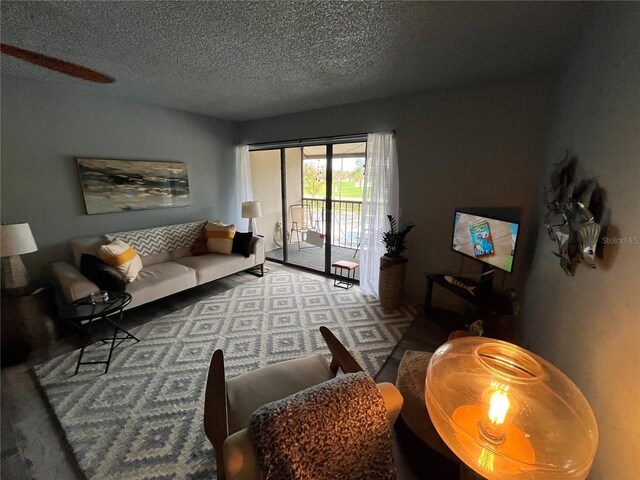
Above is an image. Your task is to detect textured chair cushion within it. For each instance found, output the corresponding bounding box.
[226,354,333,434]
[248,372,395,480]
[223,382,404,480]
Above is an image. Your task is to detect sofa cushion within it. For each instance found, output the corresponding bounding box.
[140,251,172,267]
[79,254,126,294]
[126,262,197,310]
[175,253,255,284]
[232,232,253,257]
[170,246,193,260]
[99,239,143,282]
[206,222,236,255]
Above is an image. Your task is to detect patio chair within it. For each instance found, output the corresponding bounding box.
[289,203,312,250]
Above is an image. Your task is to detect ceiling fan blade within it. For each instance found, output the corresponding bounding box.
[0,44,115,84]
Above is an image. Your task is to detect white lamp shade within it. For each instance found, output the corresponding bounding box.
[1,223,38,257]
[241,201,262,219]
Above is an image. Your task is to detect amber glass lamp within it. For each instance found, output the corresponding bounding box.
[425,337,598,480]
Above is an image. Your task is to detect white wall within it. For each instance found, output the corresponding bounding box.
[1,79,236,279]
[249,148,303,252]
[284,147,303,241]
[250,150,282,250]
[521,5,640,479]
[240,74,555,300]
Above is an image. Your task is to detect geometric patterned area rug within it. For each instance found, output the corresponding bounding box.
[33,269,415,479]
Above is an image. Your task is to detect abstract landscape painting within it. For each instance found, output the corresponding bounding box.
[77,158,190,214]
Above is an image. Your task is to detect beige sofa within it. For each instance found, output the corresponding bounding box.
[51,221,265,310]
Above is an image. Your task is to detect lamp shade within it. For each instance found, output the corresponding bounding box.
[425,337,598,480]
[0,223,38,257]
[241,201,262,219]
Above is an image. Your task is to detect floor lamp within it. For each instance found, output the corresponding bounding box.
[1,223,38,291]
[242,201,262,234]
[425,337,598,480]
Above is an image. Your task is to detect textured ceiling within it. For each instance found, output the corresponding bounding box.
[1,1,583,121]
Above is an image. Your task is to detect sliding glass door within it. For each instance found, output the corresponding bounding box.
[285,146,327,271]
[249,138,366,279]
[329,142,366,279]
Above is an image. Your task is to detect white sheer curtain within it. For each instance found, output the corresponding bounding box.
[235,145,253,228]
[359,132,399,297]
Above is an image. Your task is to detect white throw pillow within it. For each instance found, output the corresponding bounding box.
[98,239,143,282]
[206,222,236,255]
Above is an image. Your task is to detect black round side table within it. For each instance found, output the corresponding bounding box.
[59,292,138,374]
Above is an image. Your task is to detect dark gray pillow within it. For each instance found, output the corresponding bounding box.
[232,232,253,258]
[80,254,127,294]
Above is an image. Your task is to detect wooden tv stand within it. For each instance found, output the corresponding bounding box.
[425,273,513,339]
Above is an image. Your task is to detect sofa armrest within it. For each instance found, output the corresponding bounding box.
[250,236,265,265]
[51,261,99,303]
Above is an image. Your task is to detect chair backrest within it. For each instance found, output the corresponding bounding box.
[290,203,311,230]
[205,326,368,480]
[226,354,334,434]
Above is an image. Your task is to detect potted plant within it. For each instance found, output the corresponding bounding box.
[379,215,415,309]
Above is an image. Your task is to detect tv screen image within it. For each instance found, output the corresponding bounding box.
[452,212,519,273]
[469,220,494,257]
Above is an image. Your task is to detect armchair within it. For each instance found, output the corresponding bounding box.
[204,326,403,480]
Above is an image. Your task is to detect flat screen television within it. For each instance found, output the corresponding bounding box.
[451,211,520,273]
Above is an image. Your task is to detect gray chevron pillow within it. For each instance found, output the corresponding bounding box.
[105,221,207,256]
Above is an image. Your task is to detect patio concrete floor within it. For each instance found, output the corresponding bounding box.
[267,243,360,280]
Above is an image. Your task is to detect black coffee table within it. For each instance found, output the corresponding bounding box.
[59,292,139,374]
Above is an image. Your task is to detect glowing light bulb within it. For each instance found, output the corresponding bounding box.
[478,381,517,445]
[488,384,510,425]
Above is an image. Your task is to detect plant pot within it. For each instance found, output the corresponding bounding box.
[379,254,408,310]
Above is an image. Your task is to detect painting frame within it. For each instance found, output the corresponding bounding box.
[76,158,191,215]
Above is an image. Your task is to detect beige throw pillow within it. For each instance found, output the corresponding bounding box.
[98,239,143,282]
[206,222,236,255]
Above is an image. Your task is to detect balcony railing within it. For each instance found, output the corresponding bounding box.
[303,197,361,249]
